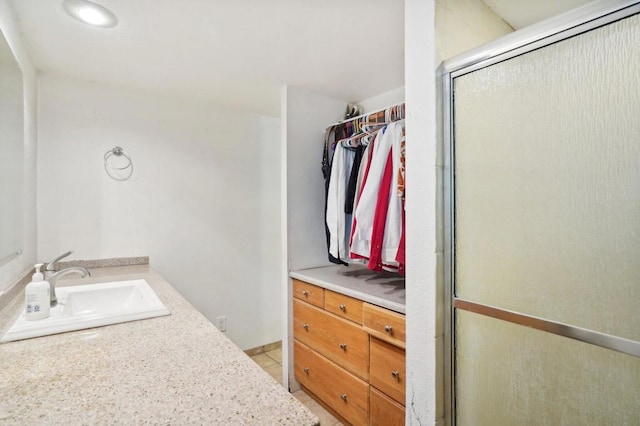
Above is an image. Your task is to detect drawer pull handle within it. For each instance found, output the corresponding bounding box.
[384,325,393,333]
[339,343,347,350]
[303,323,309,330]
[392,370,400,380]
[302,290,309,297]
[340,393,347,401]
[303,367,310,374]
[339,304,346,311]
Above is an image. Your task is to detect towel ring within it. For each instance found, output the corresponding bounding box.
[104,146,134,181]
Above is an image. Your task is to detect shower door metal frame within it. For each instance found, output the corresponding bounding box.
[440,1,640,424]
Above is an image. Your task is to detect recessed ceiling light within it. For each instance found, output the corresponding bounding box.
[63,0,118,28]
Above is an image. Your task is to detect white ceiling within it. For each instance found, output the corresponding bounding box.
[9,0,405,116]
[484,0,596,29]
[7,0,596,116]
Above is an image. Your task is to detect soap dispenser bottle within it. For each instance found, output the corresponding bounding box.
[25,263,50,320]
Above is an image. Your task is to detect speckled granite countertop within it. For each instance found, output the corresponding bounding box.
[290,264,406,314]
[0,264,318,425]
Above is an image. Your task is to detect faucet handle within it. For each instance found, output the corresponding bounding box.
[45,251,73,271]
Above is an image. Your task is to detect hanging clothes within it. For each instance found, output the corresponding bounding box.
[345,145,364,214]
[367,148,394,272]
[393,125,406,274]
[349,131,378,265]
[350,124,394,260]
[322,103,406,275]
[350,121,404,272]
[395,127,405,199]
[326,133,355,262]
[381,122,405,272]
[323,126,348,266]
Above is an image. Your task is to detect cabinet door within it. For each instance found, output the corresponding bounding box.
[325,290,364,324]
[370,336,405,405]
[370,387,405,426]
[363,303,406,348]
[292,279,325,308]
[295,340,369,426]
[294,299,370,380]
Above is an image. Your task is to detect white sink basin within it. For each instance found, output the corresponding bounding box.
[2,279,170,343]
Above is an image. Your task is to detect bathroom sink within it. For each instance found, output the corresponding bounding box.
[1,279,170,342]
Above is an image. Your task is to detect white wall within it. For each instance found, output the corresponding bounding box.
[281,86,346,272]
[0,0,37,294]
[435,0,513,64]
[280,85,347,387]
[0,49,23,263]
[257,114,283,348]
[37,73,281,350]
[358,86,405,113]
[406,0,438,425]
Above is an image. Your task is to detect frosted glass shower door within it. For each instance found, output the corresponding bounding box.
[448,10,640,426]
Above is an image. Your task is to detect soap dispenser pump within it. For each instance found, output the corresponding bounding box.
[25,263,50,320]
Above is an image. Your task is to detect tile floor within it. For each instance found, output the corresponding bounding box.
[248,346,343,426]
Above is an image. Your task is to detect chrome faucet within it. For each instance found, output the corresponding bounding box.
[44,251,91,307]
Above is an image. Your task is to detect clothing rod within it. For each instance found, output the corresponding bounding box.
[325,102,405,129]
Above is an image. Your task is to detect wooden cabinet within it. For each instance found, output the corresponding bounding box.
[370,387,405,426]
[363,303,406,349]
[325,291,364,324]
[293,299,370,380]
[295,340,369,426]
[293,279,325,308]
[370,337,406,405]
[292,279,406,426]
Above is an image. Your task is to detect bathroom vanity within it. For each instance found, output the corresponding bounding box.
[0,264,318,425]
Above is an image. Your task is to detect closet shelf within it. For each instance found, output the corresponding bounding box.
[290,264,405,314]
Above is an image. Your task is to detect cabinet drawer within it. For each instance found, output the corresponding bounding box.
[325,290,364,324]
[370,387,405,426]
[293,299,370,380]
[292,279,324,308]
[370,337,406,405]
[294,340,369,426]
[363,303,406,348]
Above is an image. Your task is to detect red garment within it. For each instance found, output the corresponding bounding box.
[367,151,394,272]
[350,127,405,273]
[395,199,406,275]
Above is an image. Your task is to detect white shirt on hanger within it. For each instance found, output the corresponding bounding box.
[350,123,396,259]
[326,143,355,261]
